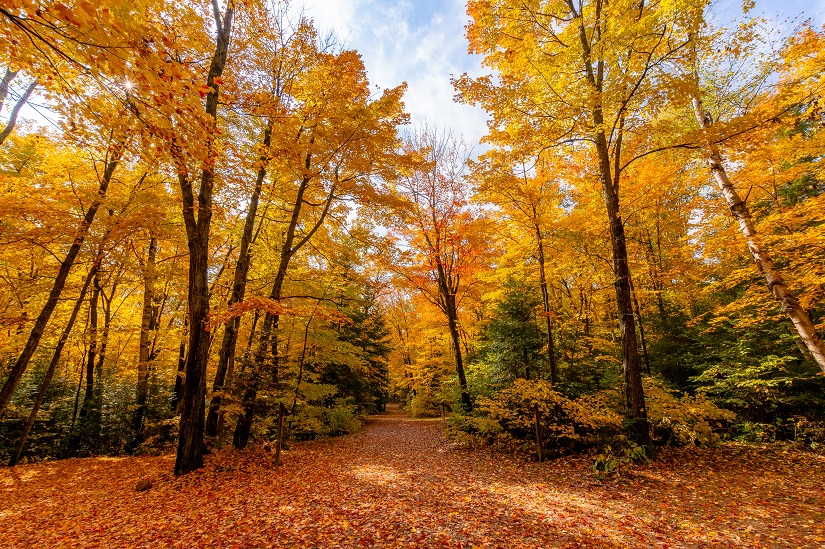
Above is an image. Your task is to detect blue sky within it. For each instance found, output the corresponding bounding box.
[6,0,825,146]
[302,0,825,149]
[301,0,489,147]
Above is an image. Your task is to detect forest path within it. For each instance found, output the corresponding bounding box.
[2,406,824,548]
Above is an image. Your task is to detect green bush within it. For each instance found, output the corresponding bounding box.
[321,402,363,436]
[288,397,364,440]
[643,378,735,446]
[449,378,735,457]
[733,421,776,442]
[451,379,623,456]
[407,392,443,418]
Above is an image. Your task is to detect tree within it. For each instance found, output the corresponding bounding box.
[455,0,710,443]
[228,30,407,448]
[687,24,825,373]
[389,126,492,410]
[482,277,545,382]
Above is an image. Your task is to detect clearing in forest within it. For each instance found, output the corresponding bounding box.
[1,407,824,548]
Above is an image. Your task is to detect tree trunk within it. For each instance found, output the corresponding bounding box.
[94,283,113,403]
[573,1,649,445]
[233,164,335,448]
[232,313,272,450]
[629,274,651,375]
[601,175,648,443]
[79,274,100,420]
[131,236,157,445]
[0,69,18,112]
[535,223,558,384]
[171,314,188,414]
[0,142,123,415]
[0,77,38,146]
[174,4,235,476]
[206,120,273,439]
[691,95,825,373]
[445,292,472,410]
[9,265,97,466]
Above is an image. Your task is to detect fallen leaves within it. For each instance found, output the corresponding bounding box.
[1,407,824,548]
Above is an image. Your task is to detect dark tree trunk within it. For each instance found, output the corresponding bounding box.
[629,274,651,375]
[79,273,100,420]
[596,138,649,445]
[233,163,335,448]
[445,292,471,410]
[206,120,273,439]
[131,236,157,446]
[9,265,96,466]
[174,4,235,476]
[535,223,557,384]
[171,314,188,414]
[94,284,113,402]
[0,144,123,415]
[571,8,648,444]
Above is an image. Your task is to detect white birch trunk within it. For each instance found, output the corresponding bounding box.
[692,96,825,374]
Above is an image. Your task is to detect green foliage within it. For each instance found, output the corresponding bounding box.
[451,379,623,456]
[643,378,735,446]
[407,390,444,418]
[732,421,777,443]
[592,443,648,479]
[648,279,825,434]
[449,378,735,457]
[320,293,391,414]
[479,279,546,382]
[289,396,364,440]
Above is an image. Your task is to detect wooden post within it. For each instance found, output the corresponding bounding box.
[275,403,286,467]
[533,405,544,463]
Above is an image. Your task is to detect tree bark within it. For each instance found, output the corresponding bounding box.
[233,163,336,448]
[629,274,651,375]
[9,265,97,466]
[535,223,557,384]
[94,282,113,404]
[0,77,38,146]
[78,273,100,419]
[131,235,157,445]
[0,69,18,112]
[571,3,649,445]
[174,2,235,476]
[206,120,272,439]
[601,168,648,442]
[0,141,123,416]
[171,314,188,414]
[692,95,825,373]
[446,293,471,410]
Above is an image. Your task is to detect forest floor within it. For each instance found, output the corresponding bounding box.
[1,407,824,548]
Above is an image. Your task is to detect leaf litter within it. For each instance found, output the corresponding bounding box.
[1,407,824,548]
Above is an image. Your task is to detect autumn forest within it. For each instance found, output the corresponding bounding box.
[1,0,825,546]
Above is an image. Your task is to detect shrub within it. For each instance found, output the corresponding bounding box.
[643,378,735,446]
[449,378,735,457]
[794,419,825,451]
[452,379,623,456]
[733,421,776,442]
[407,392,442,418]
[288,398,364,440]
[321,401,363,436]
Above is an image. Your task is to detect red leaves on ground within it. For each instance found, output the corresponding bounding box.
[1,408,823,548]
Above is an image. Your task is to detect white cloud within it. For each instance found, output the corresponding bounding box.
[300,0,489,147]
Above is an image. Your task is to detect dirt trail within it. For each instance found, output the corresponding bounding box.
[1,406,824,548]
